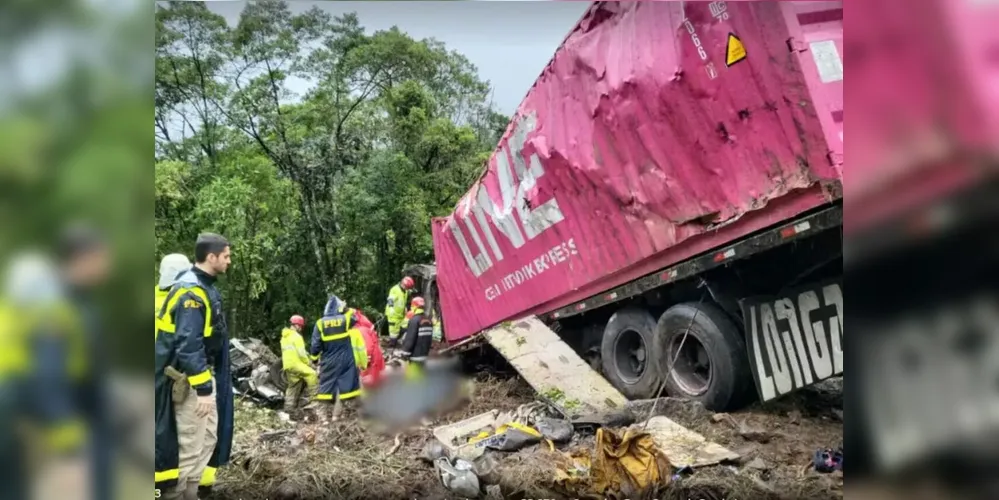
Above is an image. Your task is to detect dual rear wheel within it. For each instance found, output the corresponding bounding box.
[599,302,754,411]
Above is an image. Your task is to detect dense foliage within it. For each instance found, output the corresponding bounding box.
[155,1,508,343]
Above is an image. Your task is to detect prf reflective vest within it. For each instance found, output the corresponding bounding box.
[310,309,368,370]
[153,284,215,489]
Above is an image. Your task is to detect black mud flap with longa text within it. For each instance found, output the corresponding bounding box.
[740,277,843,403]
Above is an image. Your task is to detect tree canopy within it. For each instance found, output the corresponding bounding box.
[155,1,509,343]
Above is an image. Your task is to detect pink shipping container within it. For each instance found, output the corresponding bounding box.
[432,1,844,342]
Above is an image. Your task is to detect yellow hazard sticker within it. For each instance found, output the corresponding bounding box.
[725,33,747,67]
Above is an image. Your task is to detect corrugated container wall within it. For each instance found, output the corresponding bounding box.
[432,1,844,341]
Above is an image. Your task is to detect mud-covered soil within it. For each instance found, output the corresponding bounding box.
[212,374,843,500]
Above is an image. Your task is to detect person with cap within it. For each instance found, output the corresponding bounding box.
[155,233,235,500]
[309,295,368,423]
[384,276,415,348]
[399,296,434,379]
[280,315,317,412]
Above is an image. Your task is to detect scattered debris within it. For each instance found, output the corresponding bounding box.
[813,447,843,473]
[535,417,573,443]
[435,456,481,497]
[385,433,403,457]
[218,363,843,500]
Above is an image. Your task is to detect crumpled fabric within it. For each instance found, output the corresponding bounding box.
[591,427,672,497]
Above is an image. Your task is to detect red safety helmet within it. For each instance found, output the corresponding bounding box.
[401,276,415,289]
[290,315,305,327]
[411,296,425,309]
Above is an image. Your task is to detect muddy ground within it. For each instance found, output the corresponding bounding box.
[212,363,843,500]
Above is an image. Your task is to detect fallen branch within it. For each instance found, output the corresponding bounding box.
[385,433,403,457]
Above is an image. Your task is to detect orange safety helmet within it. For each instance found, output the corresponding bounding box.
[410,296,425,309]
[290,315,305,327]
[401,276,415,289]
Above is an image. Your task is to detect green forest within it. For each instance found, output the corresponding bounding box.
[155,1,509,343]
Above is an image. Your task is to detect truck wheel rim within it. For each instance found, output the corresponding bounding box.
[613,328,647,384]
[667,333,712,396]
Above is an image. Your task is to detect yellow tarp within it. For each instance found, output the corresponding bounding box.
[556,427,672,499]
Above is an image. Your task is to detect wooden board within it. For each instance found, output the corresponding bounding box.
[486,316,628,414]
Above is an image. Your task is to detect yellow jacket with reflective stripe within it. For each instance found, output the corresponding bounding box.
[385,285,408,325]
[0,299,88,454]
[280,327,315,377]
[155,286,169,339]
[348,325,369,370]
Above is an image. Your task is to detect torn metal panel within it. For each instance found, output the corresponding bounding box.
[432,1,844,341]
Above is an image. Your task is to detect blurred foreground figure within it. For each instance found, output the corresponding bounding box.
[309,296,367,423]
[280,315,317,412]
[0,251,94,500]
[154,234,234,500]
[57,225,112,500]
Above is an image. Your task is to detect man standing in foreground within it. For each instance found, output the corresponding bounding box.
[385,276,414,349]
[155,233,234,500]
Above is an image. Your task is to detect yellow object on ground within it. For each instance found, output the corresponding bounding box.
[591,427,672,495]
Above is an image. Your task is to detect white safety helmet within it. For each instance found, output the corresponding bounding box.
[158,253,191,289]
[3,252,63,305]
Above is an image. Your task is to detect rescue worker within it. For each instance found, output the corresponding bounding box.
[155,233,234,500]
[309,295,368,422]
[385,276,415,348]
[0,253,90,500]
[281,315,317,412]
[353,311,386,388]
[157,253,192,333]
[399,296,434,379]
[57,223,113,500]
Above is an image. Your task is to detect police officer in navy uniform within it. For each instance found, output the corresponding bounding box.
[154,233,234,500]
[309,295,367,423]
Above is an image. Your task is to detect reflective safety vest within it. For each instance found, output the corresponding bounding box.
[155,286,169,338]
[154,284,217,488]
[280,327,315,377]
[312,309,368,370]
[155,285,214,340]
[0,299,88,454]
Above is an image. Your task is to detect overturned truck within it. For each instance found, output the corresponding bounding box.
[428,1,844,412]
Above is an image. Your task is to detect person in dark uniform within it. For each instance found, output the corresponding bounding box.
[399,296,434,378]
[154,233,234,500]
[309,295,367,423]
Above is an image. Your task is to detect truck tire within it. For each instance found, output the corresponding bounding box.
[654,302,754,412]
[600,307,662,399]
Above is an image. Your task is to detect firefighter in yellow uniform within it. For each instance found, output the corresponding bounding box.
[281,315,317,411]
[385,276,414,348]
